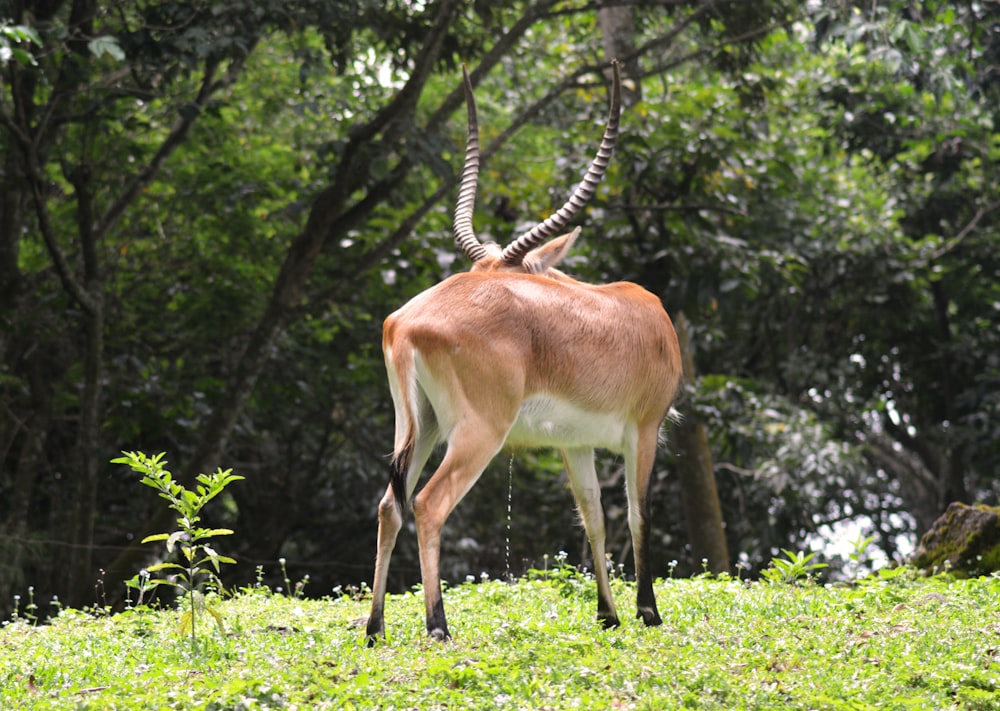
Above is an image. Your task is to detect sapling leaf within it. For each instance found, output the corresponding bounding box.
[196,547,238,573]
[126,575,172,590]
[179,610,193,637]
[197,553,238,569]
[205,604,226,633]
[166,531,186,553]
[202,528,235,537]
[145,562,185,573]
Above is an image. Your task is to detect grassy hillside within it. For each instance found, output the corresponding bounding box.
[2,567,999,709]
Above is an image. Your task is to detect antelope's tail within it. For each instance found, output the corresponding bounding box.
[385,336,420,516]
[389,440,413,516]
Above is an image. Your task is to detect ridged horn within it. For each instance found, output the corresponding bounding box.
[501,60,622,266]
[453,65,488,263]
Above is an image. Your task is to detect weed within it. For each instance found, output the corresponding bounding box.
[760,548,828,584]
[112,450,243,654]
[846,534,876,579]
[278,557,310,599]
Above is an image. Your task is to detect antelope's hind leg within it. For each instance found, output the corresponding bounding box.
[365,430,437,646]
[625,423,664,627]
[365,482,403,645]
[412,421,506,641]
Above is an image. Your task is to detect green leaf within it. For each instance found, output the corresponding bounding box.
[198,547,222,573]
[205,603,226,633]
[141,533,171,544]
[202,528,235,537]
[903,22,924,53]
[179,610,193,637]
[144,562,185,573]
[88,35,125,61]
[166,531,186,553]
[128,577,174,590]
[2,23,42,46]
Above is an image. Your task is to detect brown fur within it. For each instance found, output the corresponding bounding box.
[367,245,682,643]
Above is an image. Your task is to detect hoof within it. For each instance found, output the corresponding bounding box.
[637,607,662,627]
[364,616,384,647]
[599,614,621,630]
[428,627,451,642]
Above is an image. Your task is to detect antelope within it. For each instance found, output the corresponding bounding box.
[365,61,682,644]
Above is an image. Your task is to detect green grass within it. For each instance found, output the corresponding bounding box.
[3,569,1000,709]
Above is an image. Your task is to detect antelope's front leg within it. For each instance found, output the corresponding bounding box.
[413,494,451,641]
[563,447,620,628]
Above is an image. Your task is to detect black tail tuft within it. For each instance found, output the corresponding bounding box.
[389,442,412,515]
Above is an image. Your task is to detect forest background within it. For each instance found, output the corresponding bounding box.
[1,0,998,618]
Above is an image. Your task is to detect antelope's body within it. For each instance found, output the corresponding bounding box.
[365,62,682,643]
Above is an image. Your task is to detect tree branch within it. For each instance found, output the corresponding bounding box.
[616,201,748,216]
[639,11,797,79]
[337,0,463,180]
[930,200,1000,261]
[96,51,253,239]
[424,0,563,128]
[4,50,93,314]
[22,138,97,315]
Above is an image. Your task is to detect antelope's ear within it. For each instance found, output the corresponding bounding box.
[522,227,581,274]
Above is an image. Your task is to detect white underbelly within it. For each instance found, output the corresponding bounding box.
[504,394,629,452]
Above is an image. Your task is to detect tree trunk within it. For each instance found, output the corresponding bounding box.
[65,298,104,605]
[0,349,52,605]
[597,4,642,106]
[929,279,967,509]
[672,312,730,574]
[0,144,22,305]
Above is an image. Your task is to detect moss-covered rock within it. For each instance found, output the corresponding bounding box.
[911,502,1000,576]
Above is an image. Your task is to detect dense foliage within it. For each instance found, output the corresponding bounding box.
[1,0,997,615]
